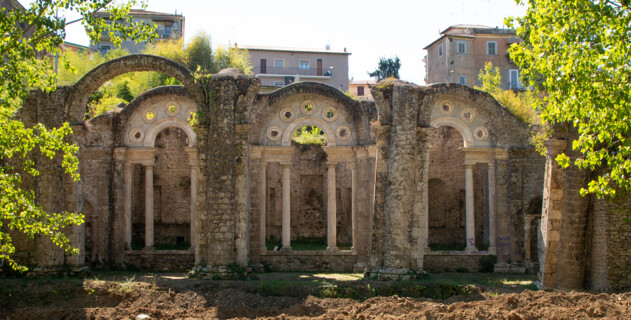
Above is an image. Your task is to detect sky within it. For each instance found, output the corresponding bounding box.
[22,0,528,85]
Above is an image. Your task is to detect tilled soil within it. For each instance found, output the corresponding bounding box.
[1,277,630,319]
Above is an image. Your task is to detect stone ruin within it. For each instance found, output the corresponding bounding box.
[8,55,631,291]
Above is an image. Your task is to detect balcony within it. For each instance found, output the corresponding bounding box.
[252,66,332,77]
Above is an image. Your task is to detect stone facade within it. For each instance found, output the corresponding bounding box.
[11,55,628,291]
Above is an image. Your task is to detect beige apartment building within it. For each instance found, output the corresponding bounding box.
[424,25,523,90]
[348,80,376,100]
[241,45,351,92]
[91,9,185,55]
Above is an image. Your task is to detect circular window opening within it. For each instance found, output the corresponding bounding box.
[304,103,313,112]
[336,125,351,141]
[477,130,484,137]
[169,104,177,113]
[322,106,338,122]
[134,131,142,139]
[326,110,335,118]
[443,104,451,112]
[474,126,489,140]
[145,111,155,121]
[463,112,472,119]
[280,107,294,122]
[292,125,327,146]
[270,130,279,137]
[266,126,282,141]
[339,129,348,137]
[460,108,475,122]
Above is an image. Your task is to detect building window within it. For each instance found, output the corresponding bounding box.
[487,41,497,55]
[299,60,309,69]
[100,46,110,55]
[357,86,365,96]
[510,69,522,89]
[164,25,172,37]
[457,41,466,54]
[274,81,284,87]
[274,59,284,68]
[459,76,466,85]
[438,44,443,56]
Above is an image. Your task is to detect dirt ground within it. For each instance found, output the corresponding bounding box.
[1,272,630,319]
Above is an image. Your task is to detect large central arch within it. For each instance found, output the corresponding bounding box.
[67,54,204,122]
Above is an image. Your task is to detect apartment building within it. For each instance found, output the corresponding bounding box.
[91,9,185,54]
[424,25,523,90]
[348,80,376,100]
[241,45,351,92]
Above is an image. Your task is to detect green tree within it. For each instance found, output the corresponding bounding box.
[213,45,253,75]
[186,31,214,73]
[0,0,155,271]
[509,0,631,198]
[368,56,401,80]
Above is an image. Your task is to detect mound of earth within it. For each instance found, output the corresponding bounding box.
[1,277,630,319]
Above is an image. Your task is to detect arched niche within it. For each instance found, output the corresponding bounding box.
[68,54,203,123]
[281,117,337,147]
[430,117,475,148]
[144,118,196,148]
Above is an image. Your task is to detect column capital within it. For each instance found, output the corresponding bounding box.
[349,162,357,169]
[260,161,268,168]
[280,161,292,168]
[326,161,338,168]
[494,148,509,161]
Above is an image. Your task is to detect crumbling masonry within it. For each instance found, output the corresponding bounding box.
[9,55,631,290]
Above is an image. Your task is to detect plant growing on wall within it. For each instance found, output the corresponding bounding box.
[0,0,156,271]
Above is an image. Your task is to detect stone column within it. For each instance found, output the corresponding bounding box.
[350,162,357,254]
[327,161,338,252]
[144,163,154,248]
[259,162,268,253]
[465,164,476,251]
[123,162,133,250]
[281,163,292,250]
[488,162,497,255]
[190,164,198,248]
[524,215,533,264]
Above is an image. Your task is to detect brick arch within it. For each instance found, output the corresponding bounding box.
[67,54,203,123]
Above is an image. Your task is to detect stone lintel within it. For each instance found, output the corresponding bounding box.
[250,145,263,159]
[125,148,156,164]
[354,146,369,159]
[260,146,294,162]
[366,145,377,158]
[323,146,356,162]
[462,147,495,165]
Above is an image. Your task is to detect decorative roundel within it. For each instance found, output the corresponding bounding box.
[474,126,489,140]
[266,126,282,141]
[130,129,144,142]
[279,107,295,122]
[165,102,180,116]
[440,101,454,114]
[301,100,316,115]
[322,106,338,122]
[144,110,156,123]
[460,108,475,123]
[336,125,351,141]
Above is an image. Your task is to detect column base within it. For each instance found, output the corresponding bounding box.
[280,246,292,252]
[351,247,357,254]
[488,246,497,255]
[465,246,477,252]
[326,246,339,253]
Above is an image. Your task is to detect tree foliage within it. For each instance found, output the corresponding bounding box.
[509,0,631,198]
[0,0,155,271]
[368,56,401,80]
[474,62,540,125]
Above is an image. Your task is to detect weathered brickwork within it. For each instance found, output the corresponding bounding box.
[13,55,628,292]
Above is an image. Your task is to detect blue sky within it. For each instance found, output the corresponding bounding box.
[22,0,528,85]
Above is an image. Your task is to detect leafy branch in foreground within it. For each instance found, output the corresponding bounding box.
[0,0,156,271]
[508,0,631,198]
